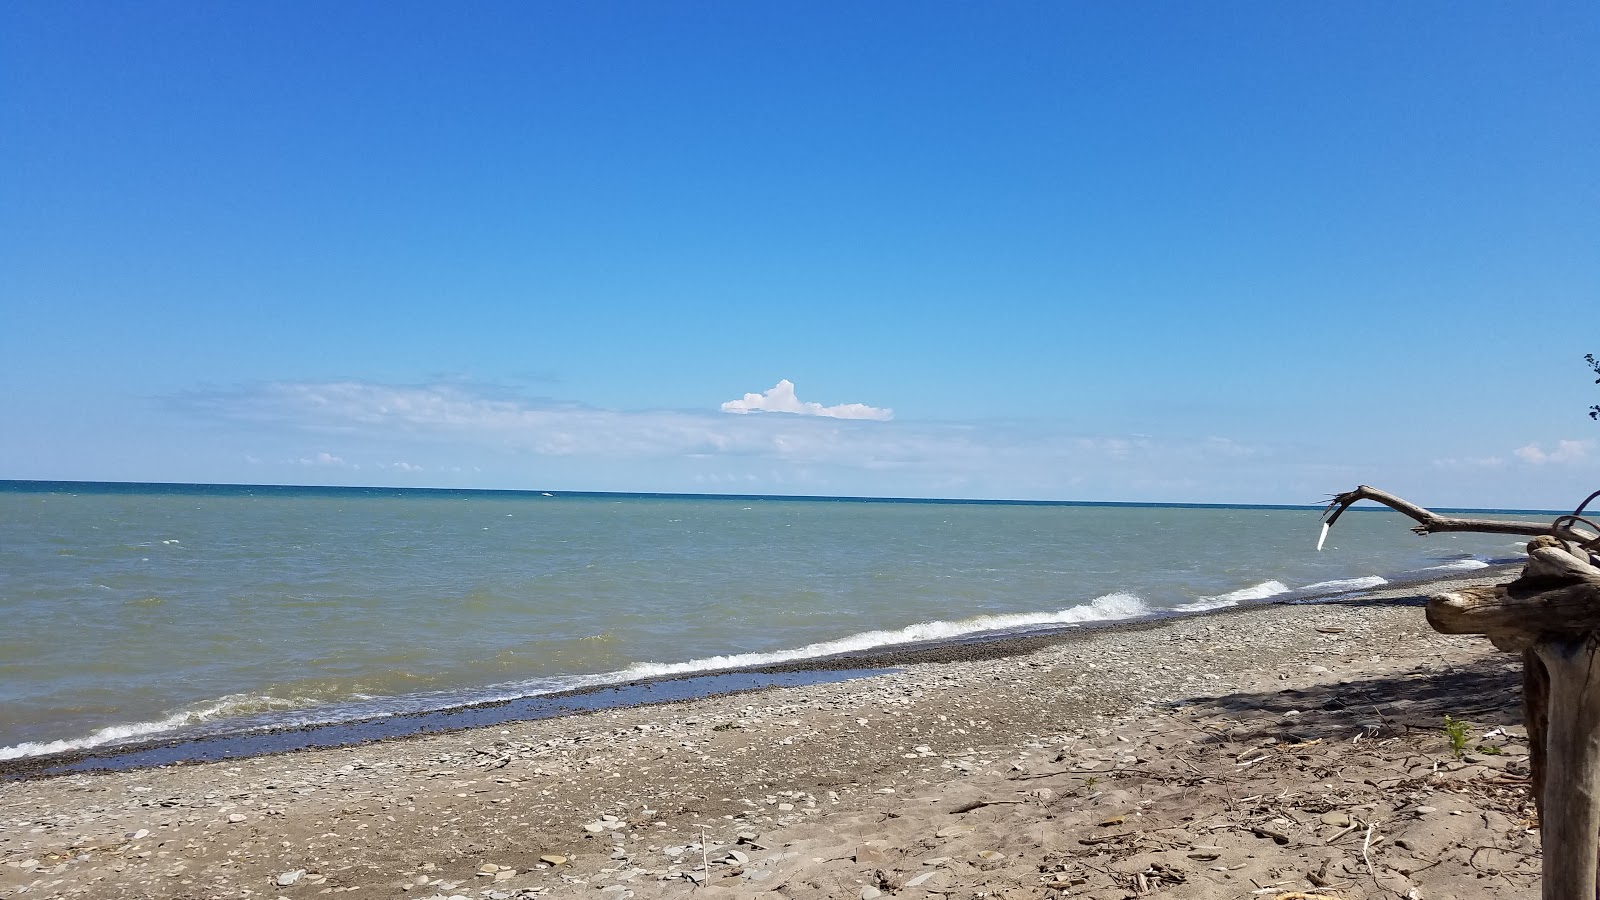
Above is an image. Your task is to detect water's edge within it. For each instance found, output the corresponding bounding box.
[0,563,1518,782]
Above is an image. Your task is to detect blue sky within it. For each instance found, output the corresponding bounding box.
[3,2,1596,507]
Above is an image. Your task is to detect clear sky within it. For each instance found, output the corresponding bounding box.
[3,2,1596,508]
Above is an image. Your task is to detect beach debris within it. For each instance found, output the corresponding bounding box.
[1251,825,1291,845]
[1316,522,1330,552]
[855,841,889,864]
[275,869,305,886]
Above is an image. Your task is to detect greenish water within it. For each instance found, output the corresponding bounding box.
[0,481,1545,758]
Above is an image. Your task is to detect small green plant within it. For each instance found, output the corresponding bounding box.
[1475,744,1504,756]
[1083,775,1100,790]
[1443,715,1470,758]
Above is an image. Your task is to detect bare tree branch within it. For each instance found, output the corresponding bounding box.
[1321,484,1598,545]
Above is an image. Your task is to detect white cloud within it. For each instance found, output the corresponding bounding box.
[296,452,352,468]
[1513,440,1593,465]
[1431,455,1506,470]
[378,461,424,472]
[720,379,893,421]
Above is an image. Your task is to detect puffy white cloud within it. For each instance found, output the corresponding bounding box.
[1513,440,1592,465]
[296,452,351,467]
[720,379,893,421]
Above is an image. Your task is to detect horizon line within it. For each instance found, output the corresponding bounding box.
[0,478,1569,517]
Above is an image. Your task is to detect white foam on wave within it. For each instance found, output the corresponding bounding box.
[0,695,315,761]
[1173,580,1289,612]
[612,592,1153,681]
[1419,558,1491,573]
[1299,576,1389,594]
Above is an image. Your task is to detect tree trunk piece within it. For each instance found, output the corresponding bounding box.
[1534,634,1600,900]
[1525,647,1548,824]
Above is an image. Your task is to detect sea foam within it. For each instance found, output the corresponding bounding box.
[1417,558,1491,573]
[0,694,309,761]
[611,592,1152,681]
[1299,575,1389,594]
[1172,580,1290,612]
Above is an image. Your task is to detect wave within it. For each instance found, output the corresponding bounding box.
[608,592,1152,682]
[0,694,315,762]
[0,593,1155,760]
[1172,580,1289,612]
[1416,558,1491,573]
[1299,575,1389,594]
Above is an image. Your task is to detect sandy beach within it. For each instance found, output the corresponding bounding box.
[0,571,1542,899]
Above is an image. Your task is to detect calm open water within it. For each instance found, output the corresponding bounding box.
[0,481,1548,759]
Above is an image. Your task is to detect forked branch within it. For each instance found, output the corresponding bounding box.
[1321,485,1599,547]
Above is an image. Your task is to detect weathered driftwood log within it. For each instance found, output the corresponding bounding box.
[1322,487,1600,900]
[1322,485,1600,546]
[1428,540,1600,651]
[1428,537,1600,900]
[1536,635,1600,900]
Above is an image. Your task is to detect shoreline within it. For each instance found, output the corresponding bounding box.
[0,567,1543,898]
[0,563,1522,783]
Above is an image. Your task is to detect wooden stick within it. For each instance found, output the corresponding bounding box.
[1534,634,1600,900]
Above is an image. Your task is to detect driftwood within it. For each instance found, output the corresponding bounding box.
[1321,487,1600,900]
[1321,484,1599,545]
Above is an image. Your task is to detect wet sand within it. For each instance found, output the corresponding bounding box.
[0,569,1542,898]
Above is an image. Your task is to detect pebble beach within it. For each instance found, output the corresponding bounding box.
[0,570,1542,899]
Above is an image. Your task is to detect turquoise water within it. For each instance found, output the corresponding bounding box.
[0,481,1547,758]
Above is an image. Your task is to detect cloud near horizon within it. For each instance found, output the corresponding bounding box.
[1514,439,1593,465]
[720,379,893,421]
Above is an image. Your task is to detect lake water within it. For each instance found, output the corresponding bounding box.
[0,481,1547,759]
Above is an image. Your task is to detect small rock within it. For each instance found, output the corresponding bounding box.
[977,850,1006,862]
[862,888,883,899]
[856,841,889,864]
[539,855,567,866]
[1413,806,1438,815]
[127,829,151,841]
[1321,812,1352,827]
[228,813,248,824]
[276,870,306,886]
